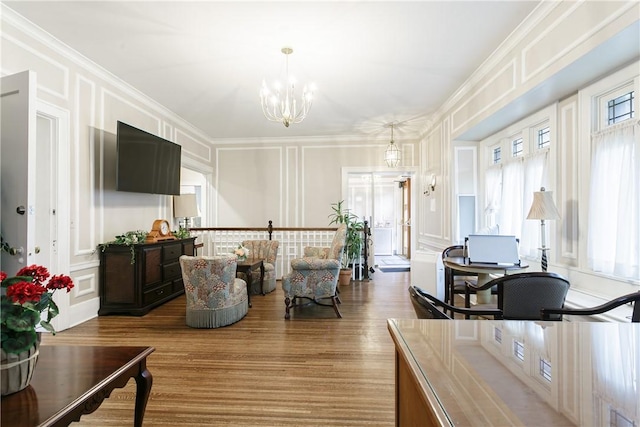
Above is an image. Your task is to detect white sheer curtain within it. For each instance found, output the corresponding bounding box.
[591,323,639,421]
[498,159,524,237]
[521,152,548,258]
[484,166,502,227]
[587,120,639,280]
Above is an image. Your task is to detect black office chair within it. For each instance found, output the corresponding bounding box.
[467,272,570,320]
[408,286,502,320]
[540,291,640,322]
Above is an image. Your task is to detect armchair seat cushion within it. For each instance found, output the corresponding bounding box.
[289,257,341,271]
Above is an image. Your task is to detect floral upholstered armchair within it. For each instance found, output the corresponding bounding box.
[281,224,347,319]
[241,239,279,294]
[179,255,248,328]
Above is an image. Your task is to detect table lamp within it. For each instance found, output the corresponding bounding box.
[526,187,560,271]
[173,194,198,230]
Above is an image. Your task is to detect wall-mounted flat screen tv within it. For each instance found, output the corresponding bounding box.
[116,121,181,195]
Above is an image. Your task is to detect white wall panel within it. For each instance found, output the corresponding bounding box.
[451,60,517,136]
[73,75,96,256]
[522,1,637,83]
[1,32,68,100]
[100,89,162,134]
[285,146,298,226]
[216,146,282,226]
[557,97,578,266]
[176,128,211,163]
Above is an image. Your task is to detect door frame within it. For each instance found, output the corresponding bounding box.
[342,166,418,260]
[36,100,71,331]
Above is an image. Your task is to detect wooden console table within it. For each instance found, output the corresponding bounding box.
[99,238,195,316]
[1,346,155,427]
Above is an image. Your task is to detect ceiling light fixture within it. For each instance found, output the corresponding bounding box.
[384,123,401,167]
[260,47,314,127]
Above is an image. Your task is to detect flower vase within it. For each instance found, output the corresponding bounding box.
[1,333,41,396]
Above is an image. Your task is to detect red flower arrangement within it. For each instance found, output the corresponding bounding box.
[1,265,74,354]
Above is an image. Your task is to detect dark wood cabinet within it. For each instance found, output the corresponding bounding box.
[99,238,195,315]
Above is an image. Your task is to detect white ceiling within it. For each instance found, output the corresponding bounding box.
[4,1,541,141]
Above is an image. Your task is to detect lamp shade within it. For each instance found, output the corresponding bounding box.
[174,194,198,218]
[526,188,560,220]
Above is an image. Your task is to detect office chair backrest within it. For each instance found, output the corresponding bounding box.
[540,291,640,322]
[497,272,570,320]
[409,286,452,319]
[442,245,465,259]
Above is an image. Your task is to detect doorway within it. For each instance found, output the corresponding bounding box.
[345,171,414,271]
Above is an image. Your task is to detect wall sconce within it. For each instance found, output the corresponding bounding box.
[423,174,436,195]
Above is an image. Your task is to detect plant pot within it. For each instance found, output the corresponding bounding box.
[1,333,41,396]
[349,264,364,280]
[338,268,352,286]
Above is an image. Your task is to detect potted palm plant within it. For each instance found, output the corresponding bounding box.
[328,200,364,285]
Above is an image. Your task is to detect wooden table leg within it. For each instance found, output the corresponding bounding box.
[259,261,265,295]
[134,360,153,427]
[244,269,253,308]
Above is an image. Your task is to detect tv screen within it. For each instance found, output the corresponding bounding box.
[116,121,181,195]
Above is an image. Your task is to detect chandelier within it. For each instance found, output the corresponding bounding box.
[260,47,314,127]
[384,123,401,167]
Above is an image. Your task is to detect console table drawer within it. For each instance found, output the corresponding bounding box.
[163,261,181,281]
[163,243,183,262]
[143,283,173,306]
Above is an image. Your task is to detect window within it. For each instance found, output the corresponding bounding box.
[482,109,552,257]
[610,409,634,427]
[512,137,523,157]
[607,91,635,124]
[513,340,524,361]
[493,147,501,164]
[539,358,551,382]
[588,87,638,280]
[537,127,550,149]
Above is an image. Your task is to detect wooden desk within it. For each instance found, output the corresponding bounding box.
[1,346,154,427]
[388,319,640,426]
[443,256,528,304]
[236,258,264,307]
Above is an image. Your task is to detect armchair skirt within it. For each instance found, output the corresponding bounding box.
[179,255,249,328]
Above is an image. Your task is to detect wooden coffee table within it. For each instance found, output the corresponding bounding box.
[1,345,154,427]
[236,258,265,307]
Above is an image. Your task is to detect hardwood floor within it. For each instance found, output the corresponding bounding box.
[43,271,416,426]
